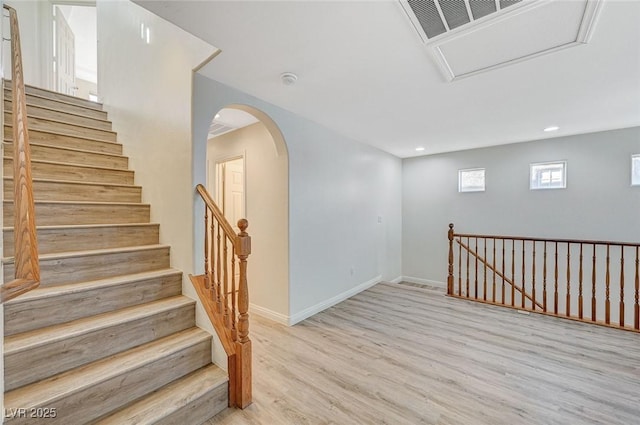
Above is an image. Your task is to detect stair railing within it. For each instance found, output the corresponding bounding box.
[447,223,640,333]
[1,5,40,303]
[190,184,251,408]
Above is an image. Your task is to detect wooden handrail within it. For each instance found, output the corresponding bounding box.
[190,184,252,408]
[1,5,40,303]
[447,223,640,333]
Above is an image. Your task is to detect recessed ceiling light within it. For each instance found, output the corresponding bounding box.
[543,126,559,132]
[214,113,221,120]
[415,147,425,151]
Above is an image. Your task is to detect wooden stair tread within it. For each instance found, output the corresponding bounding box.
[5,82,104,110]
[2,243,169,264]
[5,112,117,136]
[3,177,140,189]
[5,296,194,354]
[94,364,228,425]
[4,126,120,147]
[3,139,127,161]
[4,156,131,173]
[4,268,181,304]
[3,222,158,232]
[4,199,148,207]
[5,100,112,125]
[4,328,210,409]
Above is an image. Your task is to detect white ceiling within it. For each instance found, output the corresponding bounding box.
[135,0,640,158]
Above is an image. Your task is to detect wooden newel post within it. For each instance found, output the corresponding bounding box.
[234,218,252,408]
[447,223,454,295]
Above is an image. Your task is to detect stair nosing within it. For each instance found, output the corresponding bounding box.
[5,99,112,125]
[4,83,105,111]
[4,268,181,304]
[3,222,159,232]
[2,176,141,189]
[3,139,127,160]
[94,364,228,424]
[4,157,132,173]
[4,328,211,409]
[4,126,121,146]
[2,244,170,264]
[5,295,195,355]
[5,111,117,135]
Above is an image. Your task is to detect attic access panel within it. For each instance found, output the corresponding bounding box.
[401,0,604,81]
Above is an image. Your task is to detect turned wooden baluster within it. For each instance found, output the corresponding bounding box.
[231,250,238,341]
[605,244,611,324]
[566,243,571,317]
[223,235,230,328]
[466,237,470,297]
[492,238,496,303]
[579,243,583,320]
[483,238,487,301]
[511,240,515,307]
[542,242,547,312]
[447,224,454,295]
[592,244,597,322]
[474,237,479,299]
[521,240,526,309]
[204,208,210,289]
[234,218,252,408]
[458,237,462,297]
[635,246,639,330]
[532,241,536,311]
[501,239,505,305]
[620,247,625,327]
[216,223,223,313]
[554,242,559,315]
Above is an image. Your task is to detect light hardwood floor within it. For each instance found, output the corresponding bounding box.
[207,282,640,425]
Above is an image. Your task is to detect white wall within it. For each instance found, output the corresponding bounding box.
[5,0,49,88]
[95,0,218,359]
[207,123,289,322]
[402,127,640,285]
[193,76,402,325]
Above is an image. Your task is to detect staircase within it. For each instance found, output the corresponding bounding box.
[2,84,229,424]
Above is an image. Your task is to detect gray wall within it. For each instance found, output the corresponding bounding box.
[402,127,640,284]
[193,75,402,324]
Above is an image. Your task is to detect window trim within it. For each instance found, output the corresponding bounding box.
[529,160,567,190]
[632,154,640,187]
[458,167,486,193]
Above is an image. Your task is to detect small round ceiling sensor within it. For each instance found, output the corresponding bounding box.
[281,72,298,86]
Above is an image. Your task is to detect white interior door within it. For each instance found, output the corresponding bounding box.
[217,157,245,231]
[54,7,76,95]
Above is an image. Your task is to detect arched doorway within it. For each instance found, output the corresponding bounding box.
[205,105,289,324]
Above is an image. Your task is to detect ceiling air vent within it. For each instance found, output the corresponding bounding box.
[404,0,522,41]
[208,122,236,139]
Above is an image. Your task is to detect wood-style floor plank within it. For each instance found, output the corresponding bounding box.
[207,282,640,425]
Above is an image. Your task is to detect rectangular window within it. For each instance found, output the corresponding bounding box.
[632,154,640,186]
[530,161,566,190]
[458,168,485,192]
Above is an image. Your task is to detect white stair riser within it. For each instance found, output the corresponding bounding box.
[3,202,150,226]
[4,271,183,336]
[3,247,170,287]
[5,301,196,390]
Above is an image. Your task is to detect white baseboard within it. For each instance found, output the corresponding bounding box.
[389,276,403,284]
[249,303,289,325]
[400,276,446,288]
[289,275,382,325]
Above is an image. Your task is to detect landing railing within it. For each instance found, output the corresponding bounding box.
[447,224,640,332]
[190,184,251,408]
[1,5,40,303]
